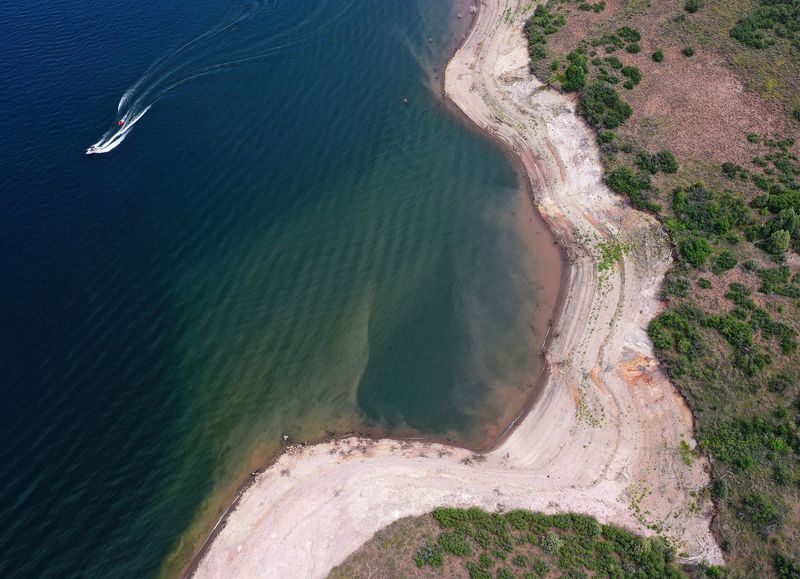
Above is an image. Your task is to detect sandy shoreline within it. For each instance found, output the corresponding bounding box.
[188,1,723,576]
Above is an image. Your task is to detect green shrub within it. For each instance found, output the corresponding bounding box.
[648,304,706,357]
[414,540,444,567]
[598,130,616,143]
[685,0,701,13]
[478,552,494,569]
[767,229,791,255]
[774,553,800,578]
[616,26,641,43]
[637,150,678,174]
[605,166,661,211]
[540,532,563,555]
[621,65,642,84]
[626,43,641,53]
[439,531,473,557]
[466,561,491,579]
[578,82,633,129]
[739,493,784,536]
[712,250,738,274]
[672,183,749,234]
[651,49,664,62]
[712,478,729,501]
[604,55,623,69]
[682,46,695,57]
[511,554,529,567]
[563,63,587,91]
[531,559,549,578]
[793,107,800,123]
[680,236,712,267]
[698,277,712,289]
[606,167,641,194]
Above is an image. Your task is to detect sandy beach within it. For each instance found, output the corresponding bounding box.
[188,1,723,576]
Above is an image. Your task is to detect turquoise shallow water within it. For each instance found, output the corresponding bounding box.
[0,1,558,576]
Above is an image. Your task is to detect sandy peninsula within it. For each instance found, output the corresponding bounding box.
[188,1,723,576]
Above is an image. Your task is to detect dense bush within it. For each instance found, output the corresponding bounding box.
[563,50,589,91]
[712,250,738,274]
[616,26,641,43]
[682,46,695,57]
[648,304,706,359]
[740,493,785,537]
[637,150,678,174]
[605,166,661,212]
[578,0,606,12]
[680,236,712,267]
[651,49,664,62]
[672,183,749,234]
[774,553,800,578]
[414,540,444,567]
[685,0,701,13]
[578,82,633,129]
[767,229,791,254]
[730,0,800,50]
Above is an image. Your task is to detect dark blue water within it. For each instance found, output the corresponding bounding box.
[0,1,559,576]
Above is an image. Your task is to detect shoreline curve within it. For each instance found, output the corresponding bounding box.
[187,1,723,577]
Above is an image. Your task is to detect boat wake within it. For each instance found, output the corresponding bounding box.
[87,0,353,155]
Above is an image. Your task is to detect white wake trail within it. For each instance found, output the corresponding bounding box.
[87,0,353,155]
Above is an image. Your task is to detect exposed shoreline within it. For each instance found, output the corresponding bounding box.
[188,1,723,576]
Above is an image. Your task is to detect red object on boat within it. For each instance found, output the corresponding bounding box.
[118,120,125,126]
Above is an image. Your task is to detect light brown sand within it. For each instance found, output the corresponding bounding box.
[190,2,723,576]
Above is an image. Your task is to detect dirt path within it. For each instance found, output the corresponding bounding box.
[190,2,723,576]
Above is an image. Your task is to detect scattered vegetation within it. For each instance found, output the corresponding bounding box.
[411,508,686,578]
[523,2,800,575]
[523,3,565,69]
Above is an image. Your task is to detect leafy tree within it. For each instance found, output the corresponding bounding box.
[651,49,664,62]
[682,46,695,57]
